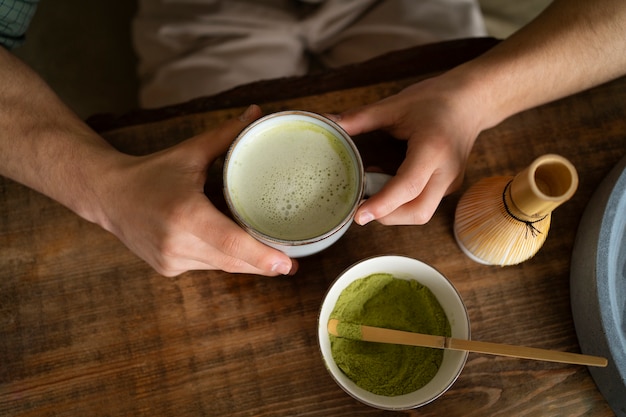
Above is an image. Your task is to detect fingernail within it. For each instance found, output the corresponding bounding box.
[356,211,374,225]
[271,262,292,275]
[239,105,255,122]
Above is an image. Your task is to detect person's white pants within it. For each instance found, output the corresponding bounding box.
[133,0,486,108]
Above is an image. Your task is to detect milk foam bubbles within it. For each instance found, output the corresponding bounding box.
[228,121,358,240]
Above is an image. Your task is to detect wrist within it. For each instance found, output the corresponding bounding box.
[440,62,517,133]
[62,136,132,232]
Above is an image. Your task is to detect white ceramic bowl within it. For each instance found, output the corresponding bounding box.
[318,255,470,410]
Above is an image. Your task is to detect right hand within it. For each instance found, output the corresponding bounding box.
[335,76,482,226]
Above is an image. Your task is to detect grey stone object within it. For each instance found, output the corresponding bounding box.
[571,153,626,417]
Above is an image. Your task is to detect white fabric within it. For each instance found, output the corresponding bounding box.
[133,0,486,108]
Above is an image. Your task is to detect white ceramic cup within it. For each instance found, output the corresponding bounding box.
[318,255,470,410]
[223,110,390,258]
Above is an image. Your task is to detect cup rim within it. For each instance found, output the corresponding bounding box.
[318,255,470,410]
[223,110,365,246]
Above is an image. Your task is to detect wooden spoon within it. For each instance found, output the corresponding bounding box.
[327,319,607,368]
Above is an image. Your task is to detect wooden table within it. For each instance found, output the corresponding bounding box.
[1,38,625,416]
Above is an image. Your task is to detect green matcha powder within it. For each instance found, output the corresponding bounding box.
[329,273,451,396]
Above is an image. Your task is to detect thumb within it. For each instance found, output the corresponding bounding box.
[193,104,263,160]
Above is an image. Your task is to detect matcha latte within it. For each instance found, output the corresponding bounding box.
[226,120,359,241]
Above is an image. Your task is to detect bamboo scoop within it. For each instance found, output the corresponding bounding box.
[327,319,607,368]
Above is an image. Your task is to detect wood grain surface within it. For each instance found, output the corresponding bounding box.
[1,39,625,416]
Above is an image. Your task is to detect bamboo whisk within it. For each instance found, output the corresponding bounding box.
[454,154,578,266]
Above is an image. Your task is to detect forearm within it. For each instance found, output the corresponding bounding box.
[0,47,123,228]
[0,49,295,276]
[449,0,626,130]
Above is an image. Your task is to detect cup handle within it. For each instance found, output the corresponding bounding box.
[364,172,392,197]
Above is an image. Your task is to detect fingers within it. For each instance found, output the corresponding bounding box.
[190,104,263,162]
[355,171,431,226]
[150,201,298,277]
[355,137,464,226]
[122,105,300,277]
[357,170,450,226]
[332,102,393,137]
[197,207,297,275]
[205,217,298,277]
[334,86,474,227]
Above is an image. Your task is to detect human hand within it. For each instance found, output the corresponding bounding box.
[334,75,482,226]
[95,105,297,277]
